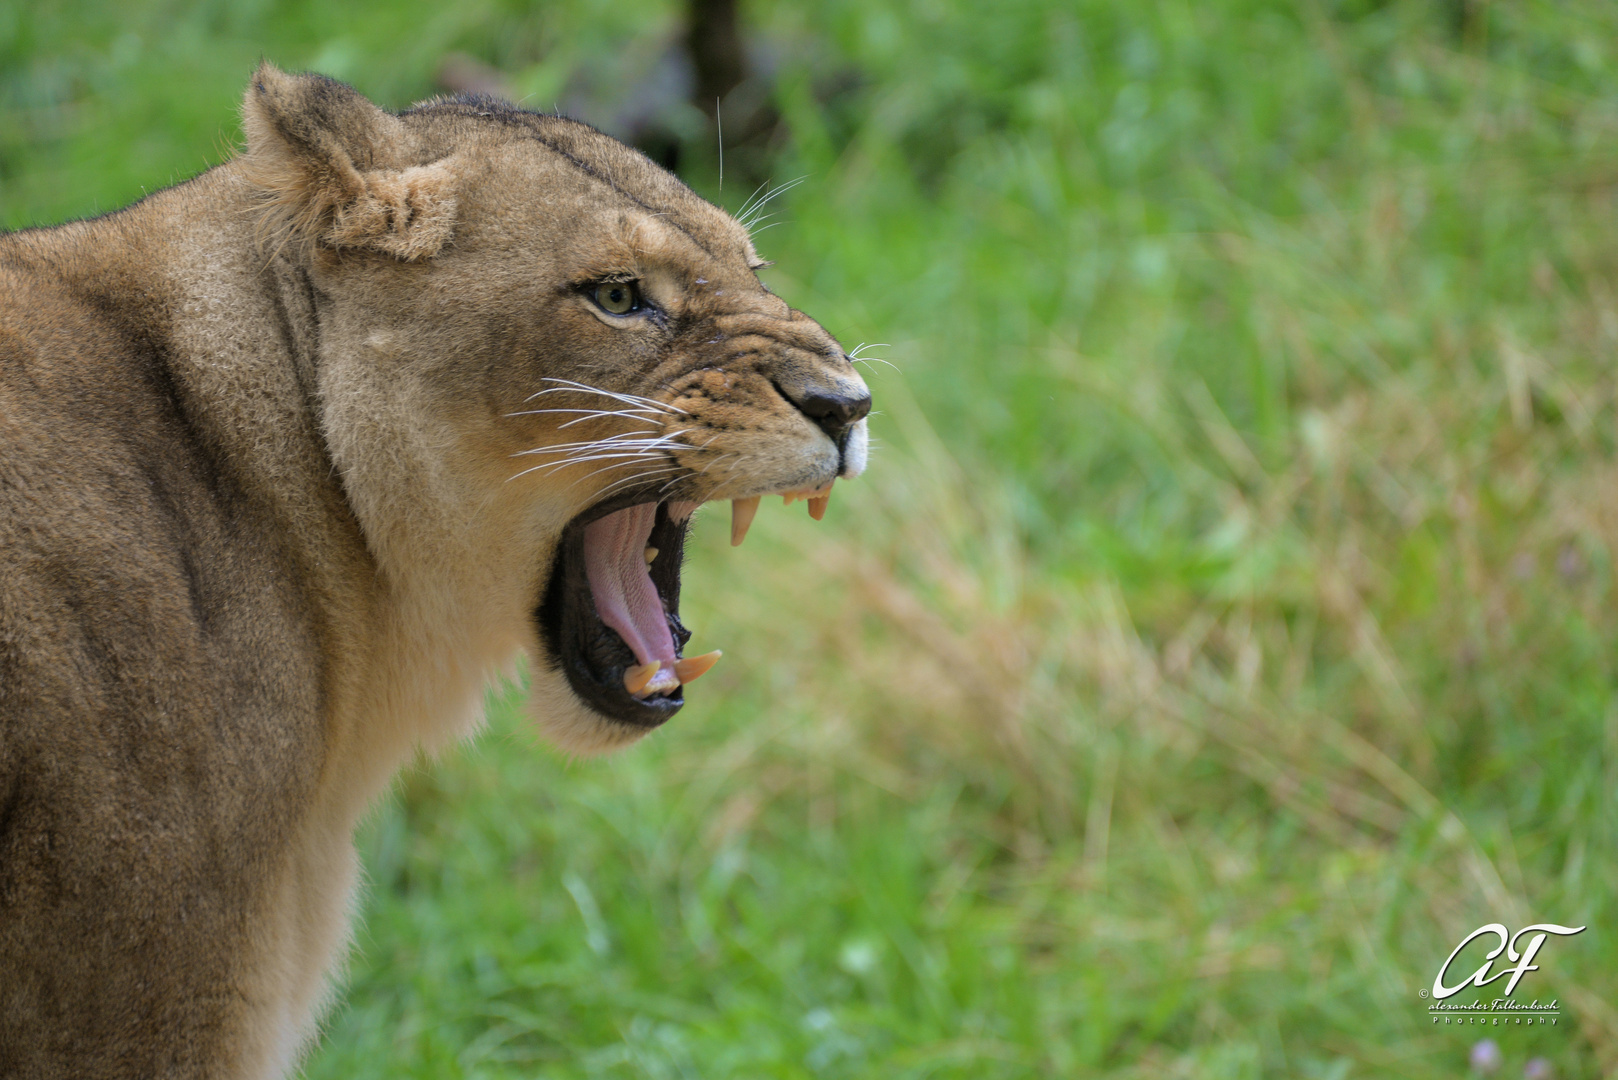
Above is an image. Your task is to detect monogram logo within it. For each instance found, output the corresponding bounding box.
[1433,924,1585,1001]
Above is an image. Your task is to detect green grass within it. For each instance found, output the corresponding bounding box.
[6,0,1618,1075]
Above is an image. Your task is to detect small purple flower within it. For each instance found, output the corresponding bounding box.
[1523,1057,1553,1080]
[1470,1038,1503,1074]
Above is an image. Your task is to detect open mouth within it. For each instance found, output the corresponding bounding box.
[537,493,697,728]
[535,483,834,729]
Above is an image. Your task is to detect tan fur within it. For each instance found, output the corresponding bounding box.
[0,65,868,1077]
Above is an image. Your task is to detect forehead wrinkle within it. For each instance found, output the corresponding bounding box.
[411,104,755,273]
[517,130,736,265]
[618,213,736,300]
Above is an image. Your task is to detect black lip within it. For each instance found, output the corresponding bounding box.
[537,492,693,728]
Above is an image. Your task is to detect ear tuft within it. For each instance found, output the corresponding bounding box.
[326,161,459,262]
[241,62,459,261]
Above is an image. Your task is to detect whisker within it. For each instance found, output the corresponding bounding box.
[514,451,669,473]
[591,467,680,498]
[504,407,663,418]
[506,451,673,482]
[510,444,665,460]
[510,430,694,458]
[503,407,667,430]
[697,451,739,477]
[852,356,901,372]
[736,176,806,232]
[527,378,689,415]
[732,179,772,222]
[576,460,678,485]
[558,411,665,430]
[508,430,706,470]
[847,342,892,358]
[847,342,900,372]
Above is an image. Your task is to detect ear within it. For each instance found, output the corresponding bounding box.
[241,62,458,261]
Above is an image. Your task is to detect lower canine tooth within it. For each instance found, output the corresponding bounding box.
[730,496,761,546]
[644,546,658,565]
[624,661,661,697]
[673,650,722,685]
[644,665,681,695]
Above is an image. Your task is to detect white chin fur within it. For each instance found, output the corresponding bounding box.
[840,419,869,479]
[525,664,656,756]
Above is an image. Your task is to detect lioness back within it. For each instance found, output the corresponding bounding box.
[0,65,868,1077]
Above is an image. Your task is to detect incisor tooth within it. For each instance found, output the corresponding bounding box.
[624,661,661,697]
[783,482,833,507]
[673,650,722,685]
[730,496,761,546]
[644,546,659,565]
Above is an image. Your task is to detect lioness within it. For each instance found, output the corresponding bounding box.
[0,64,869,1077]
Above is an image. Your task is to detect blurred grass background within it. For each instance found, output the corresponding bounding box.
[5,0,1617,1075]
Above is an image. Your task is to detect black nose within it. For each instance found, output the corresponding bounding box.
[796,388,872,441]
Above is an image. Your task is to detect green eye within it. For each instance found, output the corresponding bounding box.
[593,281,638,315]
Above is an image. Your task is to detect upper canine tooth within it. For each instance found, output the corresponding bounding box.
[730,496,761,546]
[644,546,659,565]
[673,650,722,685]
[808,478,834,520]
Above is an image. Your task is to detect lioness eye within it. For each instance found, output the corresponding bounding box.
[594,281,638,315]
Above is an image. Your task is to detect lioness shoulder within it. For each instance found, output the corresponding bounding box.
[0,64,868,1078]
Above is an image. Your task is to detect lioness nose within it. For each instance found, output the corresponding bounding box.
[794,387,872,441]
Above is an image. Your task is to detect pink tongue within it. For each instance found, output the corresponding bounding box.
[583,504,676,668]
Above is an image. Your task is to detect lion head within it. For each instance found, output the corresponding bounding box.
[241,64,871,754]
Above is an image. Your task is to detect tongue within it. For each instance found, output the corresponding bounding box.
[583,504,676,668]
